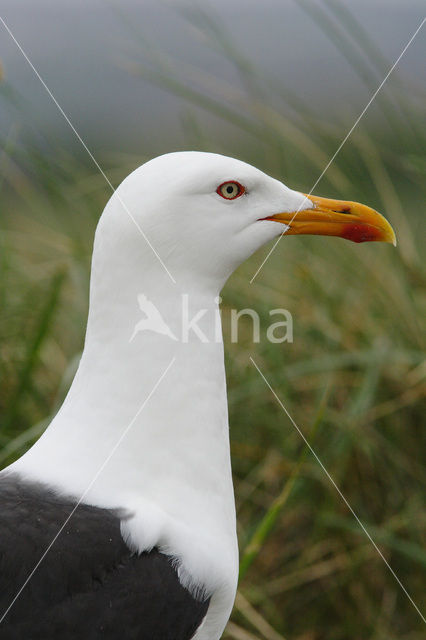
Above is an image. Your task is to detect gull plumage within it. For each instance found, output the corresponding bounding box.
[1,152,395,640]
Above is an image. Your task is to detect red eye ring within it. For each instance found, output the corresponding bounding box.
[216,181,246,200]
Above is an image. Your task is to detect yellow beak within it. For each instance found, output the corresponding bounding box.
[265,194,396,245]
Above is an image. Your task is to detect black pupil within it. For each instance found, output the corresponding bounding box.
[226,185,235,194]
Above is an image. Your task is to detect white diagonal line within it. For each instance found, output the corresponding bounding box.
[250,17,426,283]
[250,356,426,624]
[0,15,176,284]
[0,357,176,625]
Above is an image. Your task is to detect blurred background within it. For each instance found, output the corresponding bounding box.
[1,1,425,638]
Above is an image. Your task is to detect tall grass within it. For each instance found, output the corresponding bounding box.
[1,3,425,639]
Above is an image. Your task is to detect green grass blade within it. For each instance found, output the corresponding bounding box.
[1,269,67,433]
[239,388,328,581]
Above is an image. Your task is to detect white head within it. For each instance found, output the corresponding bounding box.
[96,151,394,294]
[95,151,301,292]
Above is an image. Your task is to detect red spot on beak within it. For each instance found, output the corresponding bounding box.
[341,224,382,243]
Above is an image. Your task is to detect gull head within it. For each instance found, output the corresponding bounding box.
[96,151,396,290]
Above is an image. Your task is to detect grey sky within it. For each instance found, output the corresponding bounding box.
[0,0,424,155]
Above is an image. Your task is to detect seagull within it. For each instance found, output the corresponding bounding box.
[0,152,395,640]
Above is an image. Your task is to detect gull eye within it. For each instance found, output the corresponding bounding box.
[217,181,245,200]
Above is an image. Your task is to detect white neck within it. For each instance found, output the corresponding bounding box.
[10,230,239,637]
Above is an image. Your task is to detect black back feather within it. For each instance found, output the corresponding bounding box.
[0,474,209,640]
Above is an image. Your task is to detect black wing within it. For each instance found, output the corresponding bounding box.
[0,474,209,640]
